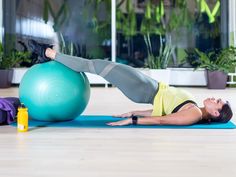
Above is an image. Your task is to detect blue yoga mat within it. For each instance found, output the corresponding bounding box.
[11,115,236,129]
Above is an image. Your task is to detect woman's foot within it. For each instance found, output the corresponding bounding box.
[45,48,56,60]
[28,39,53,63]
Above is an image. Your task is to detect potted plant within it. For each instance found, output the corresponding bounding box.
[0,42,31,88]
[138,0,195,84]
[0,42,13,88]
[195,46,236,89]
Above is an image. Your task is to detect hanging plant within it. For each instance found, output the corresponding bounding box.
[84,0,111,36]
[197,0,220,23]
[116,0,137,39]
[43,0,69,32]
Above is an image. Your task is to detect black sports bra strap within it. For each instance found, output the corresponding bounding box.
[171,100,197,113]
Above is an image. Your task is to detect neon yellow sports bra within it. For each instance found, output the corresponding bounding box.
[152,82,197,116]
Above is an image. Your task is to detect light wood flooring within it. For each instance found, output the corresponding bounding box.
[0,86,236,177]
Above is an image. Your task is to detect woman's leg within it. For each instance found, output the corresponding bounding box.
[49,51,159,104]
[28,40,158,104]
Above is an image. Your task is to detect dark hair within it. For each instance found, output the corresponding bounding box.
[198,102,233,124]
[211,102,233,123]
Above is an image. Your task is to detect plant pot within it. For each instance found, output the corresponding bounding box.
[206,70,228,89]
[0,69,14,88]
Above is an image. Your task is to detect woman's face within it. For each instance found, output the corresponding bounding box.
[203,97,225,117]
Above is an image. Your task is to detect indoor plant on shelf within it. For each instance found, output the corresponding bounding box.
[0,43,30,88]
[138,0,193,84]
[139,0,173,83]
[195,46,236,89]
[0,42,13,88]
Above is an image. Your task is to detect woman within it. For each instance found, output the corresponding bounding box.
[28,40,233,126]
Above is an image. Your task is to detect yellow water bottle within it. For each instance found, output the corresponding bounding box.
[17,103,28,132]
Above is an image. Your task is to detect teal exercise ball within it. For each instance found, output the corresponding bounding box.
[19,61,90,122]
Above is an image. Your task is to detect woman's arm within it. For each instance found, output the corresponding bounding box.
[113,109,153,118]
[137,107,202,125]
[107,106,202,126]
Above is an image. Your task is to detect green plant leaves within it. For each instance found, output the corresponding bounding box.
[194,47,236,73]
[198,0,220,23]
[116,0,137,39]
[43,0,69,32]
[0,44,31,69]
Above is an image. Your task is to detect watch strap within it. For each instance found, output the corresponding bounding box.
[131,115,138,125]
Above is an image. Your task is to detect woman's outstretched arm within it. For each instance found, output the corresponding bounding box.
[107,106,202,126]
[113,109,153,118]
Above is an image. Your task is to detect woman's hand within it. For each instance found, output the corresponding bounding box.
[107,118,132,126]
[112,112,133,118]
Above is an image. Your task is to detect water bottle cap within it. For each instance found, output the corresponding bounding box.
[19,103,26,108]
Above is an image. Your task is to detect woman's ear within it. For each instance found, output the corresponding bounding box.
[213,111,220,117]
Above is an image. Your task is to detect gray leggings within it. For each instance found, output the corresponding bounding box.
[55,53,159,104]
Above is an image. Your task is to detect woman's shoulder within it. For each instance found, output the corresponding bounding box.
[178,103,202,117]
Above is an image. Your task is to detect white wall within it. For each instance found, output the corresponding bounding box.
[0,0,2,43]
[111,0,116,62]
[228,0,236,75]
[229,0,236,46]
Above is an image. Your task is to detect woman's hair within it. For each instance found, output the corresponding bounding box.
[198,101,233,124]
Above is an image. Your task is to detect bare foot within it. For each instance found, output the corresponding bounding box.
[45,48,56,59]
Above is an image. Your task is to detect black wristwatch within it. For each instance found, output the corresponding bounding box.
[131,115,138,125]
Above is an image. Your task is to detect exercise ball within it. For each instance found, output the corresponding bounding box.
[19,61,90,122]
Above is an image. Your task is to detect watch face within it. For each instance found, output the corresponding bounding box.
[132,116,138,125]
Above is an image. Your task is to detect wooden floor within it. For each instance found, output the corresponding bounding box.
[0,86,236,177]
